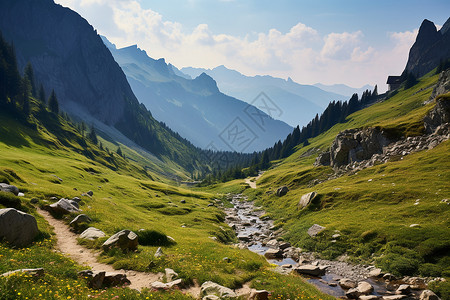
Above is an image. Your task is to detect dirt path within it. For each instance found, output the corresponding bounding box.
[38,209,161,291]
[244,172,264,189]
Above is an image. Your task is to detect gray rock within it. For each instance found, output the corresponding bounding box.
[369,268,383,278]
[0,183,19,196]
[166,279,183,289]
[47,198,79,214]
[276,186,289,197]
[165,268,178,282]
[383,296,407,300]
[151,281,168,290]
[339,278,357,289]
[314,151,331,166]
[396,285,411,295]
[427,69,450,104]
[420,290,440,300]
[80,227,106,240]
[266,239,279,249]
[87,190,94,196]
[72,197,81,202]
[264,248,283,259]
[180,199,186,204]
[360,296,380,300]
[78,270,130,289]
[298,192,317,209]
[200,281,237,298]
[346,287,361,299]
[69,200,79,209]
[383,273,396,281]
[249,289,269,300]
[294,264,326,277]
[154,247,164,257]
[0,208,39,247]
[307,224,326,237]
[357,281,374,295]
[69,214,92,227]
[279,242,291,250]
[102,230,138,252]
[1,268,44,278]
[424,96,450,134]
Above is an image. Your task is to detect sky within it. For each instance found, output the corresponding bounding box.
[56,0,450,92]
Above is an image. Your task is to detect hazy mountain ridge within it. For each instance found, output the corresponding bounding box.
[313,83,374,98]
[103,38,293,152]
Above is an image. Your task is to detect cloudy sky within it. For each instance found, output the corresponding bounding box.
[56,0,449,92]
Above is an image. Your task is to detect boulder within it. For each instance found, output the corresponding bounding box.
[383,296,407,300]
[419,290,440,300]
[346,288,361,299]
[0,208,39,247]
[424,96,450,134]
[80,227,106,240]
[154,247,165,257]
[78,270,129,289]
[266,239,278,249]
[165,268,178,282]
[307,224,326,237]
[264,248,283,259]
[151,281,168,290]
[427,69,450,104]
[249,289,269,300]
[294,264,326,277]
[1,268,44,278]
[69,214,92,227]
[0,183,19,196]
[360,296,380,300]
[276,186,289,197]
[314,151,331,167]
[368,268,383,278]
[396,285,411,295]
[102,230,138,252]
[357,281,374,295]
[87,190,94,196]
[383,273,396,281]
[339,278,357,289]
[200,281,237,298]
[278,242,291,250]
[47,198,79,214]
[298,192,317,209]
[166,278,183,289]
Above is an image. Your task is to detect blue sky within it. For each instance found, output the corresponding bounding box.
[57,0,449,91]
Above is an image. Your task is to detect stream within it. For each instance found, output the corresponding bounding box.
[224,194,425,299]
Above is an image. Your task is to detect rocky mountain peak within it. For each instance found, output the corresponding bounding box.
[415,19,440,45]
[193,72,219,94]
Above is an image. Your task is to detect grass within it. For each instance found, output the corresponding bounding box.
[244,73,450,280]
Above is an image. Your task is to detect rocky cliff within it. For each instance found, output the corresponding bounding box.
[0,0,135,125]
[404,18,450,78]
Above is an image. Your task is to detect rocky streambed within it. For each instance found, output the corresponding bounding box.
[224,194,443,299]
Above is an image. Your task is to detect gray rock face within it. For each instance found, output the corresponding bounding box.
[69,214,92,227]
[200,281,237,298]
[307,224,326,237]
[80,227,106,240]
[0,183,19,196]
[102,230,138,252]
[0,208,39,247]
[427,69,450,104]
[47,199,80,215]
[298,192,317,209]
[329,127,392,168]
[314,151,331,166]
[424,97,450,134]
[276,186,289,197]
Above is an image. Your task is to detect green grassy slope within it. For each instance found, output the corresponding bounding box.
[246,73,450,281]
[0,100,332,299]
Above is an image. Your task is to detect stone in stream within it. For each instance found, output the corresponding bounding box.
[419,290,440,300]
[80,227,106,240]
[0,208,39,247]
[102,230,138,252]
[278,242,291,250]
[368,268,383,278]
[339,278,357,289]
[200,281,237,298]
[237,234,251,242]
[396,284,411,295]
[264,248,283,259]
[293,264,327,277]
[357,281,374,295]
[266,239,278,249]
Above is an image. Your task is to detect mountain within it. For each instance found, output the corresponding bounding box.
[313,83,373,98]
[0,0,213,172]
[404,17,450,78]
[180,65,347,127]
[102,38,293,152]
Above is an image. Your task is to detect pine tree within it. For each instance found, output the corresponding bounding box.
[48,89,59,114]
[24,62,36,97]
[88,125,98,144]
[38,84,46,104]
[116,146,123,157]
[20,77,31,115]
[372,85,378,97]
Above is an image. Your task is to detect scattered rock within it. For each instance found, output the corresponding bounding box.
[0,183,19,196]
[424,91,450,134]
[278,242,291,250]
[1,268,44,278]
[154,247,164,257]
[383,273,396,281]
[276,186,289,197]
[368,268,383,278]
[339,278,357,289]
[69,214,92,227]
[396,284,411,295]
[78,270,130,289]
[80,227,106,240]
[420,290,440,300]
[249,289,269,300]
[102,230,138,252]
[307,224,326,237]
[72,196,81,203]
[87,190,94,196]
[298,191,317,209]
[165,268,178,282]
[346,287,361,299]
[357,281,374,295]
[0,208,39,247]
[46,198,80,215]
[200,281,237,298]
[264,248,283,259]
[151,281,168,290]
[360,296,380,300]
[294,264,326,277]
[166,278,183,289]
[222,257,231,263]
[180,199,186,204]
[382,295,407,300]
[266,239,278,249]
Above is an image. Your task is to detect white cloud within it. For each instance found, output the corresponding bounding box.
[56,0,418,92]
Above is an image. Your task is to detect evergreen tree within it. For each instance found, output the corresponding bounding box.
[38,84,46,104]
[20,77,31,115]
[116,146,123,157]
[48,89,59,114]
[24,62,36,96]
[372,85,378,97]
[88,124,98,144]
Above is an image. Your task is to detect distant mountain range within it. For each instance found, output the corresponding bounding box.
[180,66,351,127]
[312,83,374,98]
[102,38,293,152]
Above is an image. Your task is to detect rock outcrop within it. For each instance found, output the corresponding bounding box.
[298,192,317,209]
[80,227,106,240]
[46,199,80,215]
[0,183,19,196]
[427,69,450,104]
[102,230,138,252]
[0,208,39,247]
[424,97,450,134]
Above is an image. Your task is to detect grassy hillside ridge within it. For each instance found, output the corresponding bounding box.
[245,73,450,281]
[0,99,332,299]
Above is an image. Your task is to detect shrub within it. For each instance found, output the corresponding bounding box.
[377,253,419,276]
[419,263,443,277]
[136,229,174,246]
[0,191,22,210]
